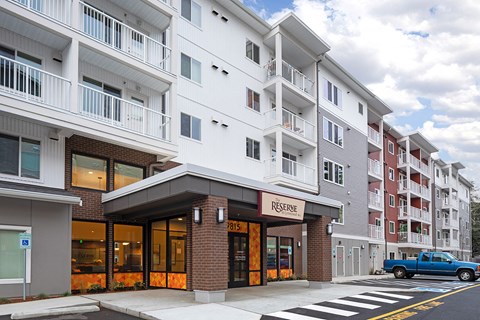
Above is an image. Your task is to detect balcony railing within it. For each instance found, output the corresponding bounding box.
[79,2,171,72]
[264,109,315,141]
[398,206,431,223]
[79,84,171,141]
[0,55,70,110]
[264,157,315,186]
[368,191,383,211]
[397,153,430,176]
[367,126,381,147]
[265,59,314,96]
[368,158,382,178]
[398,179,430,200]
[398,232,431,245]
[12,0,71,24]
[368,224,384,240]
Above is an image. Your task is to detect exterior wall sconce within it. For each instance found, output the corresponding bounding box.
[326,223,333,235]
[193,207,202,224]
[297,241,301,248]
[217,207,225,223]
[361,244,365,249]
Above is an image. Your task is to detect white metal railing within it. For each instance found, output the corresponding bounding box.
[79,2,171,71]
[442,218,451,228]
[368,126,381,146]
[265,59,314,96]
[398,179,430,200]
[398,232,431,245]
[0,55,70,110]
[397,206,430,222]
[79,84,170,140]
[264,109,315,141]
[12,0,71,24]
[398,153,430,175]
[368,158,382,178]
[368,224,384,239]
[264,157,315,186]
[368,191,383,210]
[398,206,408,219]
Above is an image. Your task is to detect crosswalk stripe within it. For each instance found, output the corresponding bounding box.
[267,311,325,320]
[370,292,413,299]
[329,299,380,309]
[301,305,358,317]
[349,294,397,304]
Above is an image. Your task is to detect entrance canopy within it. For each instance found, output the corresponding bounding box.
[102,164,340,225]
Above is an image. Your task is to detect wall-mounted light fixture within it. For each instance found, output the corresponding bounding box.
[326,223,333,235]
[193,207,202,224]
[217,207,225,223]
[297,241,301,248]
[361,244,365,249]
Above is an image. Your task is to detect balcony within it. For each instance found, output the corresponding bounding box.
[398,179,431,200]
[264,109,315,142]
[398,232,431,245]
[10,0,71,24]
[398,206,431,223]
[368,191,383,212]
[79,2,171,72]
[368,224,384,240]
[264,157,316,189]
[367,126,381,151]
[368,158,382,181]
[79,84,171,140]
[265,59,314,96]
[397,153,430,176]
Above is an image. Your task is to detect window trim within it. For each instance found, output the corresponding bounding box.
[323,117,344,148]
[246,87,260,112]
[246,39,260,64]
[0,225,31,284]
[389,194,395,207]
[180,112,202,141]
[180,53,202,84]
[0,133,42,181]
[389,221,395,234]
[387,141,394,154]
[332,204,344,225]
[323,78,342,108]
[246,137,260,161]
[71,151,110,192]
[323,158,344,186]
[181,0,202,28]
[388,168,395,181]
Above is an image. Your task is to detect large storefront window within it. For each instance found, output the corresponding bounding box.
[279,238,293,272]
[169,218,186,273]
[114,224,143,272]
[71,221,106,274]
[151,220,167,272]
[267,237,277,270]
[71,154,108,191]
[0,230,24,280]
[113,162,144,190]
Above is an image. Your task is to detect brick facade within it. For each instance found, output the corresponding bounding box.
[307,216,332,282]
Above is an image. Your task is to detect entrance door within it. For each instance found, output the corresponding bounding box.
[352,247,360,276]
[228,234,248,288]
[335,246,345,277]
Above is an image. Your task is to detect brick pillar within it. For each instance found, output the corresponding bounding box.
[307,216,332,288]
[192,196,228,302]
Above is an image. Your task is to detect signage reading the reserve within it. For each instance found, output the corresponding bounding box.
[259,192,305,221]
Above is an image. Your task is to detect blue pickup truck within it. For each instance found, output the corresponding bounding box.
[383,252,480,281]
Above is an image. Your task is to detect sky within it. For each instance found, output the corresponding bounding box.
[241,0,480,191]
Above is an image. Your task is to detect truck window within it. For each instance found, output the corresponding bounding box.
[432,253,449,262]
[421,253,430,262]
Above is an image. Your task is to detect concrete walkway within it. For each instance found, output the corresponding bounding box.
[0,275,397,319]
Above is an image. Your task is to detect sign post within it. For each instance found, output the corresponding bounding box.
[19,233,31,301]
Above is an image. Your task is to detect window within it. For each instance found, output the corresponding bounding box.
[246,40,260,64]
[279,238,293,271]
[0,134,41,179]
[71,221,106,275]
[437,230,441,240]
[114,224,143,272]
[389,194,395,207]
[281,151,297,176]
[436,209,440,219]
[389,221,395,234]
[82,77,121,121]
[358,102,364,115]
[333,204,344,224]
[181,53,201,83]
[151,217,186,275]
[421,253,430,262]
[180,113,201,141]
[267,237,277,270]
[71,153,108,191]
[387,141,394,154]
[436,168,440,178]
[453,230,458,240]
[114,162,144,190]
[246,88,260,112]
[389,252,395,260]
[388,168,395,181]
[323,79,342,107]
[323,118,343,147]
[181,0,201,27]
[436,188,440,199]
[432,253,449,262]
[246,138,260,160]
[323,159,344,185]
[0,226,31,283]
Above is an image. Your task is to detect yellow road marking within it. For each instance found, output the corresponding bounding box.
[368,283,480,320]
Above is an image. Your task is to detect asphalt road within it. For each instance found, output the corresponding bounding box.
[0,307,140,320]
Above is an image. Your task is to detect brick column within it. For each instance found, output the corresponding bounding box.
[192,196,228,302]
[307,216,332,288]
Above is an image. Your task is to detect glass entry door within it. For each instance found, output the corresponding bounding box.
[228,233,248,287]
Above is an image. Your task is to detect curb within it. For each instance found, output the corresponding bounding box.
[11,305,100,320]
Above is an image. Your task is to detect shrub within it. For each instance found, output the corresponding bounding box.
[63,291,72,296]
[113,281,125,291]
[0,297,10,304]
[133,281,145,290]
[36,293,48,300]
[87,283,103,293]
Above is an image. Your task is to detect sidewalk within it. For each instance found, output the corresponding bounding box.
[0,275,397,320]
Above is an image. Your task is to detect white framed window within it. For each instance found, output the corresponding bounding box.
[389,194,395,207]
[388,168,395,181]
[437,230,441,240]
[0,225,31,284]
[180,113,201,141]
[389,252,395,260]
[389,221,395,234]
[436,188,440,199]
[323,158,344,186]
[323,117,343,147]
[387,141,394,154]
[358,102,364,115]
[453,230,458,240]
[375,218,381,227]
[436,209,441,219]
[181,53,201,83]
[246,39,259,64]
[0,133,41,180]
[323,79,342,108]
[181,0,201,27]
[246,137,260,160]
[436,168,440,178]
[333,204,344,224]
[246,88,260,112]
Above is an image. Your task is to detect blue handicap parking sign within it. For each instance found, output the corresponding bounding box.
[19,233,31,249]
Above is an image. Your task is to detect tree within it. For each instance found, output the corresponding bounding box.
[471,185,480,257]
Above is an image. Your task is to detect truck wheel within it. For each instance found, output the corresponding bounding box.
[458,270,474,281]
[406,274,414,279]
[393,267,406,279]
